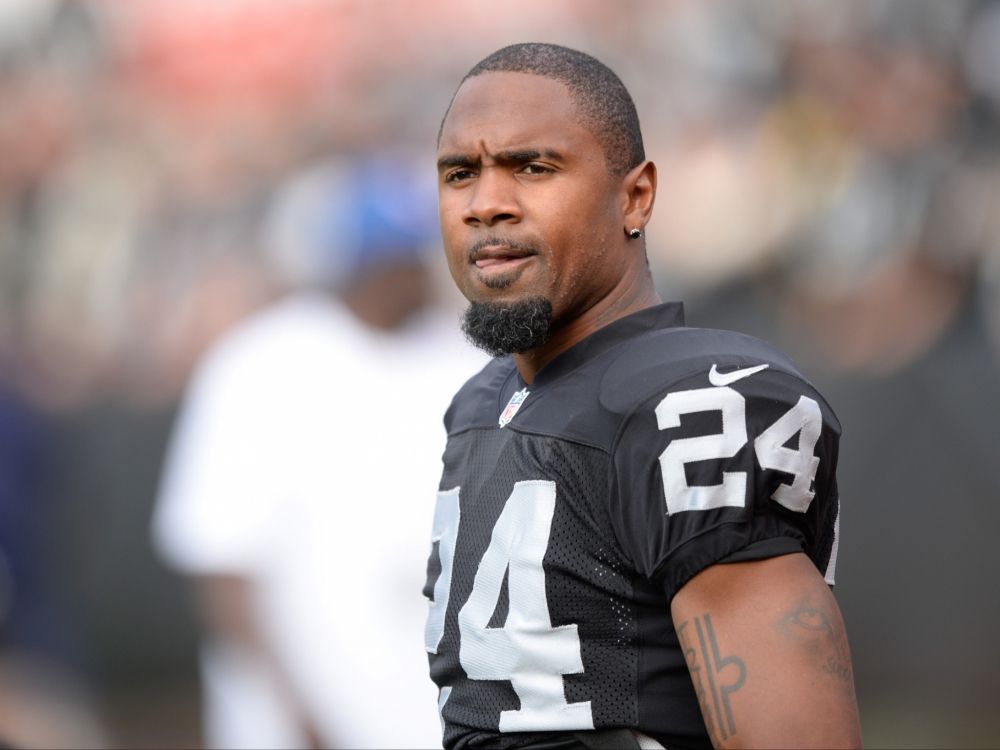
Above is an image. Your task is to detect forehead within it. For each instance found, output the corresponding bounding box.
[439,71,596,157]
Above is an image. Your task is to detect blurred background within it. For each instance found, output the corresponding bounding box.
[1,0,999,747]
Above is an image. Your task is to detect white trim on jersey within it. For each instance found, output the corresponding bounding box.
[824,507,840,586]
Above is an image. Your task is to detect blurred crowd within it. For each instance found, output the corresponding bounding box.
[1,0,999,748]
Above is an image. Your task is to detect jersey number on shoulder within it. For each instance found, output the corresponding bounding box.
[425,480,594,733]
[655,385,822,515]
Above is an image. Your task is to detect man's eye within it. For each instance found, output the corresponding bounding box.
[445,169,475,183]
[521,163,553,176]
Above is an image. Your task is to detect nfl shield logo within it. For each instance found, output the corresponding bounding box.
[498,388,530,428]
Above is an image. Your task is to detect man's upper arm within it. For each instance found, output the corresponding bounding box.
[670,552,861,749]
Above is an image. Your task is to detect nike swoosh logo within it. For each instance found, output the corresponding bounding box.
[708,363,770,386]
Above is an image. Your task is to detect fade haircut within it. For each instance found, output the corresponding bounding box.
[441,42,645,176]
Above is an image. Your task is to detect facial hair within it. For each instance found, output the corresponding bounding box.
[461,297,553,357]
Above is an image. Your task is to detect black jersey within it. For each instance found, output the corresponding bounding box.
[423,303,841,750]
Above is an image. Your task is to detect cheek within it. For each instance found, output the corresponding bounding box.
[438,208,466,274]
[584,199,621,260]
[553,213,619,300]
[560,208,614,267]
[438,188,468,231]
[443,248,468,292]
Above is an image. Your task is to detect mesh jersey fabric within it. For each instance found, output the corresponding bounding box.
[423,302,842,750]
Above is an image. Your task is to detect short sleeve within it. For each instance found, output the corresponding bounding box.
[609,366,841,602]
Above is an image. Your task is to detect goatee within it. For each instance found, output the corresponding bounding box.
[461,298,553,357]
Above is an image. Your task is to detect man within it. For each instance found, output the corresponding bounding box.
[422,43,861,749]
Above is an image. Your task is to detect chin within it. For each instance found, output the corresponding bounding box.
[475,290,534,309]
[476,272,521,291]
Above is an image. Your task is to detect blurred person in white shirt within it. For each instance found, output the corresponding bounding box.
[153,154,484,749]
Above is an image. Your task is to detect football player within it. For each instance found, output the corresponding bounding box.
[423,43,861,749]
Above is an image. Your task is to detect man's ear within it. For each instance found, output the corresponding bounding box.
[621,160,656,234]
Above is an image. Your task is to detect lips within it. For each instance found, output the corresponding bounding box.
[471,244,536,269]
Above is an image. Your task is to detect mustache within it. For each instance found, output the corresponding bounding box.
[466,236,539,263]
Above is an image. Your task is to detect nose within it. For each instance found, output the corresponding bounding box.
[462,169,521,228]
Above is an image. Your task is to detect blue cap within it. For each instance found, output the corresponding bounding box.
[264,153,440,288]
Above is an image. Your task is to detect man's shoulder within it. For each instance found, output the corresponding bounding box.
[191,293,364,391]
[440,324,836,447]
[219,293,360,357]
[595,324,843,461]
[599,324,811,410]
[532,324,833,447]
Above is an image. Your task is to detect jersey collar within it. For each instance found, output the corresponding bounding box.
[527,302,685,387]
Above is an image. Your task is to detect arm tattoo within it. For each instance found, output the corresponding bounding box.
[677,614,746,745]
[775,598,854,691]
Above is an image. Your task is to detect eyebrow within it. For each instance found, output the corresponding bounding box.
[437,154,477,171]
[436,148,565,171]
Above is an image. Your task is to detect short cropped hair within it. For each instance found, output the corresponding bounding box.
[442,42,645,176]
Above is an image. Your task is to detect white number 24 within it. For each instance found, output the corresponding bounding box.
[656,385,822,515]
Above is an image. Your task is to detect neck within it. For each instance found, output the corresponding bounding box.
[513,267,661,384]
